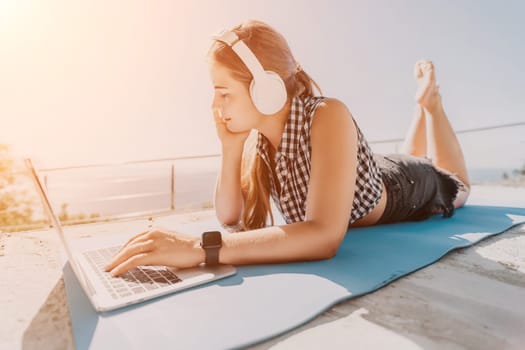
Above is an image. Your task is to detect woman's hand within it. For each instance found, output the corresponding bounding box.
[213,108,251,150]
[104,228,204,277]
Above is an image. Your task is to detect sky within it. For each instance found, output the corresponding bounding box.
[1,0,524,169]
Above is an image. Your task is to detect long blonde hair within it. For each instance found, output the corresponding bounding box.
[208,20,322,230]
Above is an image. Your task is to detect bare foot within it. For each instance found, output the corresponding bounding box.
[414,60,441,112]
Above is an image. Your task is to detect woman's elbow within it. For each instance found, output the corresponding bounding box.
[316,243,339,260]
[317,228,345,260]
[321,246,338,260]
[215,207,242,227]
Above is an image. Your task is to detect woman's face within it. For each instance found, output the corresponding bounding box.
[209,63,260,133]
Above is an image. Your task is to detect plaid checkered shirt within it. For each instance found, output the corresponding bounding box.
[256,95,383,226]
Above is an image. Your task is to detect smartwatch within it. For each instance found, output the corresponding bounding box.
[200,231,222,266]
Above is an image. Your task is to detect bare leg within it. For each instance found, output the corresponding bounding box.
[401,104,426,157]
[424,97,470,185]
[409,61,471,207]
[402,60,433,157]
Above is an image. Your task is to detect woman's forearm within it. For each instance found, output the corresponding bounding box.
[218,221,339,265]
[214,144,245,225]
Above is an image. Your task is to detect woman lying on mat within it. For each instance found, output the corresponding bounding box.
[106,20,470,276]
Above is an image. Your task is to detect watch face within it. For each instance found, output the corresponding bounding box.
[203,231,222,246]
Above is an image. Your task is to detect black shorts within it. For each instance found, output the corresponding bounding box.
[375,154,465,224]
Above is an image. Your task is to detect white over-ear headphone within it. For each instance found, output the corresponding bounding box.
[212,30,288,115]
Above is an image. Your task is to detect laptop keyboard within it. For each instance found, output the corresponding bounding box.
[83,246,182,299]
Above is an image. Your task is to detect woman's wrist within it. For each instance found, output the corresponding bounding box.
[191,237,206,266]
[221,141,245,156]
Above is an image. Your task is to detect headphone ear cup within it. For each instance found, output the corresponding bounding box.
[250,71,288,115]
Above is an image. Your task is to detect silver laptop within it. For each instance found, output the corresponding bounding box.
[25,158,236,312]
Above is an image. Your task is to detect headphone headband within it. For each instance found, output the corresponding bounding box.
[212,30,265,80]
[212,29,288,115]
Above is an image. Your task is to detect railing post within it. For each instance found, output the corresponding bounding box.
[43,174,52,227]
[170,163,175,210]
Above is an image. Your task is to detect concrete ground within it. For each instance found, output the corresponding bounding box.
[1,185,524,350]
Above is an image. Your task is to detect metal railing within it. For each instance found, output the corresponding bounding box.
[1,154,222,231]
[40,153,222,212]
[369,121,525,145]
[1,121,524,231]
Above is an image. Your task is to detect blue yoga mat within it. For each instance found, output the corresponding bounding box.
[63,204,525,350]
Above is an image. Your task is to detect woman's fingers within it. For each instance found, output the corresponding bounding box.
[212,109,227,134]
[104,239,154,273]
[115,229,150,255]
[109,253,150,277]
[212,108,225,124]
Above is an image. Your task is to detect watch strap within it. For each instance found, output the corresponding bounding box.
[205,246,220,266]
[201,231,222,266]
